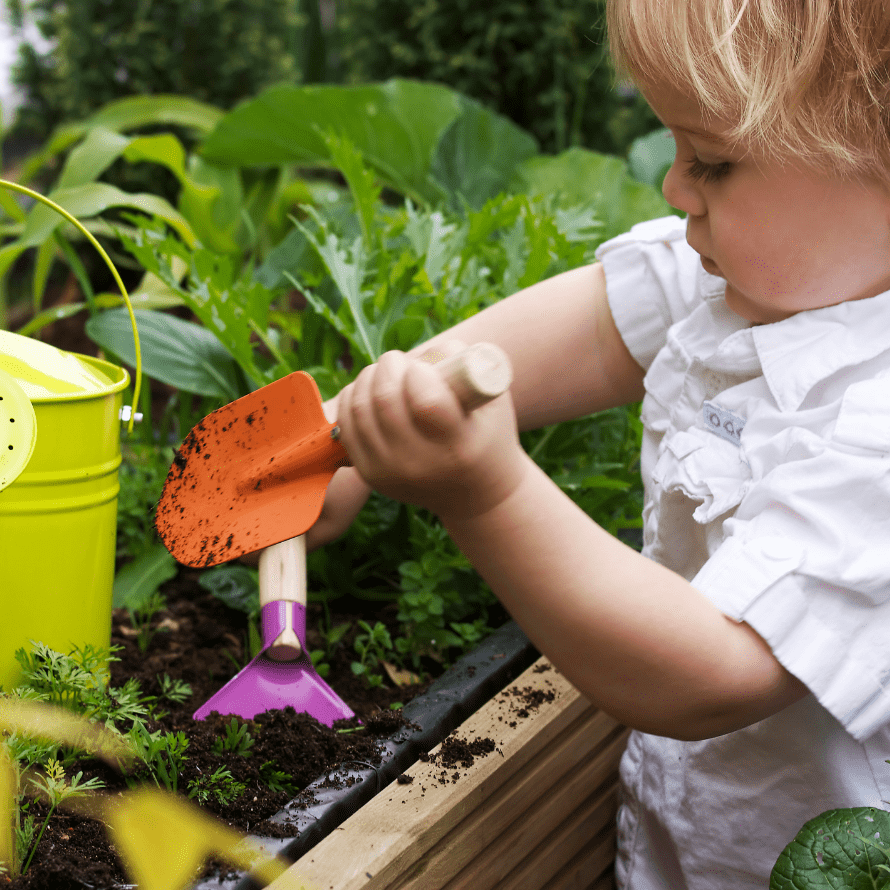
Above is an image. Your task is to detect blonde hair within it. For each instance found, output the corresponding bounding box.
[606,0,890,183]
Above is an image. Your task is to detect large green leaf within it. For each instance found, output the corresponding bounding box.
[18,131,191,245]
[177,156,243,254]
[19,95,224,184]
[201,80,467,204]
[628,128,676,190]
[113,544,178,611]
[0,183,196,286]
[86,308,242,401]
[771,807,890,889]
[514,147,675,240]
[430,101,538,210]
[15,182,195,250]
[56,127,132,189]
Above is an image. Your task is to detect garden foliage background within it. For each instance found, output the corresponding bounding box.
[0,0,678,681]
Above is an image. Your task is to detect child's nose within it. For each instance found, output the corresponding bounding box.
[662,161,707,218]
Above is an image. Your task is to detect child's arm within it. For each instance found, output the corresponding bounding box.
[334,331,808,744]
[306,263,646,549]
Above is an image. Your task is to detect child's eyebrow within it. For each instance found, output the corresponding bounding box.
[673,125,728,145]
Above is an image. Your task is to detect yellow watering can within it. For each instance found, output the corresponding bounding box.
[0,181,142,690]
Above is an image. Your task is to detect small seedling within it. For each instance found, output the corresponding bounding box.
[129,591,169,654]
[351,621,392,688]
[186,767,245,806]
[21,759,105,875]
[13,643,151,731]
[310,621,350,679]
[157,674,192,706]
[258,761,299,796]
[127,724,189,793]
[210,719,254,758]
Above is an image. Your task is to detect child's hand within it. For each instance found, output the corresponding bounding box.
[335,341,527,521]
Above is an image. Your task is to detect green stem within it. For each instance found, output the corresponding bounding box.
[21,803,56,876]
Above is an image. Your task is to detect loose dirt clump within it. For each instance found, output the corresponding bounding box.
[418,734,497,786]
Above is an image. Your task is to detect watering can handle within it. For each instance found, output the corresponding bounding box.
[0,179,142,433]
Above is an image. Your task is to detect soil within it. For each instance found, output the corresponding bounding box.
[5,570,437,890]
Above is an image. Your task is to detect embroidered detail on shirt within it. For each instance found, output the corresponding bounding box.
[702,400,745,446]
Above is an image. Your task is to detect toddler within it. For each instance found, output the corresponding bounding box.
[308,1,890,886]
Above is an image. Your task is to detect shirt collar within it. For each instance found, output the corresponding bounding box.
[751,289,890,412]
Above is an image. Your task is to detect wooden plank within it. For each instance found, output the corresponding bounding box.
[587,868,618,890]
[522,793,619,890]
[276,659,620,890]
[435,733,628,889]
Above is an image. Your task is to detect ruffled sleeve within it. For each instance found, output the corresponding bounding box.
[595,215,707,371]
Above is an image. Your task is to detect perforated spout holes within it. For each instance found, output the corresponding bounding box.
[0,367,37,492]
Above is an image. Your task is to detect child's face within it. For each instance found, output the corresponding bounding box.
[641,81,890,324]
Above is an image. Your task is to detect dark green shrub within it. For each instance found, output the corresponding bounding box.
[5,0,321,141]
[336,0,660,156]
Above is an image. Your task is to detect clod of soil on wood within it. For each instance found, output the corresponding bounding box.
[495,671,558,727]
[418,734,497,787]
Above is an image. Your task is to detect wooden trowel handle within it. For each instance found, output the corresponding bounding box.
[419,342,513,411]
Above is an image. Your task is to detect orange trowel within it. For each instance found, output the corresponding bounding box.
[155,342,513,568]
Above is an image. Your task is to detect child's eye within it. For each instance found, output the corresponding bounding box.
[685,156,733,184]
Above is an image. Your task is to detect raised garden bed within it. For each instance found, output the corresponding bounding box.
[278,657,628,890]
[6,565,626,890]
[6,570,542,888]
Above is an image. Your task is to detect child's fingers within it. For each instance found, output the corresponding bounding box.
[367,351,415,442]
[404,358,464,439]
[337,362,386,465]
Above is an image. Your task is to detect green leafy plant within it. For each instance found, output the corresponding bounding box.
[126,724,190,793]
[116,442,175,562]
[186,767,246,807]
[156,674,192,707]
[127,591,170,654]
[211,719,255,759]
[351,621,394,688]
[258,761,300,796]
[11,642,151,731]
[395,515,498,664]
[771,806,890,888]
[0,697,290,888]
[310,622,351,680]
[19,758,105,875]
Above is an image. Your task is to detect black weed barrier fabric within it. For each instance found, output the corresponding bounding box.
[191,621,537,890]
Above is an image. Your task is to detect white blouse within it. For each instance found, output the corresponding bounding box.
[596,215,890,889]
